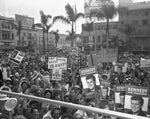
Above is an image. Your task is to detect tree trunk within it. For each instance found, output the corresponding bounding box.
[43,29,45,54]
[106,18,109,51]
[71,22,74,47]
[47,33,49,52]
[19,34,21,46]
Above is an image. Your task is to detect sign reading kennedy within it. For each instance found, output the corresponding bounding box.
[124,85,149,117]
[48,57,67,70]
[79,67,100,89]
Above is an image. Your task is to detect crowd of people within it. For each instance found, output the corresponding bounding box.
[0,48,150,119]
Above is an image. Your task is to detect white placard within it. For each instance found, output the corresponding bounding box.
[52,68,62,81]
[48,57,67,70]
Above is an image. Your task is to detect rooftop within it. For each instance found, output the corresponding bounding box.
[128,1,150,10]
[119,0,150,11]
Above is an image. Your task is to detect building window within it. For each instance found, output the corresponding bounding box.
[97,36,101,43]
[97,25,101,30]
[145,12,149,16]
[142,19,148,25]
[83,36,89,43]
[12,34,14,40]
[121,21,124,25]
[96,44,101,50]
[132,20,138,25]
[92,36,95,43]
[23,32,26,37]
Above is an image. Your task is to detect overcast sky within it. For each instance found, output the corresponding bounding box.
[0,0,150,34]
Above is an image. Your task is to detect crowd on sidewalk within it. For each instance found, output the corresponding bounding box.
[0,49,150,119]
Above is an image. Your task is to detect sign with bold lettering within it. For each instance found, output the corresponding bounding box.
[140,58,150,68]
[48,57,67,70]
[124,86,149,114]
[9,50,25,65]
[79,67,100,89]
[115,85,126,104]
[115,85,126,112]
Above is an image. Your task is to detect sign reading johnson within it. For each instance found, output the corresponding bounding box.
[48,57,67,70]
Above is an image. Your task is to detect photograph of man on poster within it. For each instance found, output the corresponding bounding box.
[83,74,102,105]
[116,91,125,112]
[128,95,146,117]
[85,74,101,92]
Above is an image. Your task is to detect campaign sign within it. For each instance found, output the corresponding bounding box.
[114,85,126,112]
[100,80,111,100]
[52,68,62,81]
[124,85,149,115]
[41,56,45,62]
[140,58,150,68]
[115,85,126,104]
[9,50,25,65]
[79,67,100,89]
[48,57,67,70]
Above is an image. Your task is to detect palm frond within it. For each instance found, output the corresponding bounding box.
[102,1,117,19]
[89,10,104,20]
[45,24,53,33]
[65,3,74,21]
[53,16,70,24]
[66,30,71,34]
[74,13,84,21]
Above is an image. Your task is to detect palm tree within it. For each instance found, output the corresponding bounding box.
[53,3,84,46]
[13,20,22,46]
[90,0,117,50]
[52,30,60,48]
[33,10,52,53]
[66,30,76,46]
[45,24,53,51]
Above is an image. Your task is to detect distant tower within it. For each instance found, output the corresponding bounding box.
[119,0,133,7]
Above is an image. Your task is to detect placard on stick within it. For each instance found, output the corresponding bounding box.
[79,67,100,89]
[9,50,25,65]
[124,85,149,116]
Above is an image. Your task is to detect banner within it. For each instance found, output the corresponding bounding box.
[9,50,25,65]
[52,68,62,81]
[79,67,100,89]
[48,57,67,70]
[96,49,118,63]
[140,58,150,68]
[124,86,149,115]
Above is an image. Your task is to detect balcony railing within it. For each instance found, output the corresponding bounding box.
[0,90,149,119]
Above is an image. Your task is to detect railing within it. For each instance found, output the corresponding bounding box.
[0,90,149,119]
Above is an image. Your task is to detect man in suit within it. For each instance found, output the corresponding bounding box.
[128,95,146,117]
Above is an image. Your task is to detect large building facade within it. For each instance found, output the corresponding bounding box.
[57,34,71,49]
[81,21,118,52]
[0,14,56,54]
[0,15,15,53]
[118,0,150,51]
